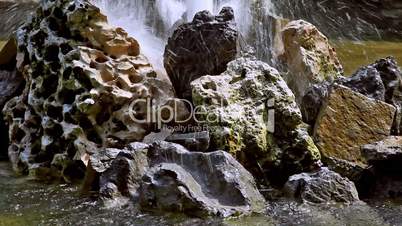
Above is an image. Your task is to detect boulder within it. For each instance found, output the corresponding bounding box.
[191,56,321,185]
[2,0,181,180]
[284,167,359,204]
[0,38,24,160]
[279,20,343,103]
[164,7,238,100]
[301,57,402,130]
[165,131,210,152]
[361,136,402,198]
[314,85,396,167]
[83,141,266,217]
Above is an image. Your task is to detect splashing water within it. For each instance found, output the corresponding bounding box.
[92,0,276,71]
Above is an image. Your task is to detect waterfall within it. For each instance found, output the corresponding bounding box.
[92,0,277,71]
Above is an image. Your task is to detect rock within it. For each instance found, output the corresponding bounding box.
[361,136,402,198]
[362,136,402,162]
[0,38,17,65]
[284,167,359,204]
[279,20,343,103]
[314,85,396,167]
[191,56,321,185]
[2,0,180,180]
[164,7,238,100]
[165,131,210,152]
[83,141,266,217]
[301,57,402,130]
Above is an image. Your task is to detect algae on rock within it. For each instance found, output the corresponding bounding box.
[191,56,321,184]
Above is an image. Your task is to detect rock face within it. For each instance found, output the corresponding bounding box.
[0,38,24,160]
[83,141,266,217]
[314,85,395,167]
[302,57,402,130]
[2,0,179,180]
[191,56,321,185]
[164,7,238,100]
[361,136,402,198]
[284,167,359,204]
[279,20,343,103]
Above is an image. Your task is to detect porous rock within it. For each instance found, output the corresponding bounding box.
[279,20,343,103]
[191,56,321,185]
[2,0,179,180]
[83,141,266,217]
[314,85,395,167]
[164,7,238,100]
[284,167,359,204]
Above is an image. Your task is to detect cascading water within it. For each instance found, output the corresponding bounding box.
[93,0,277,71]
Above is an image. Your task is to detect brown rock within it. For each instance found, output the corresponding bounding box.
[0,38,17,66]
[279,20,343,103]
[314,85,395,166]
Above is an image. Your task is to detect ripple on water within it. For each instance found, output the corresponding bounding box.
[2,162,402,226]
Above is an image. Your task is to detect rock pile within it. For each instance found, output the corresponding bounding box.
[2,0,179,181]
[83,141,266,217]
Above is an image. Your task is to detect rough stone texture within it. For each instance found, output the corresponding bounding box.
[165,131,210,152]
[0,38,24,160]
[362,136,402,162]
[279,20,343,103]
[361,136,402,198]
[301,57,402,130]
[314,85,395,167]
[284,167,359,204]
[2,0,179,180]
[191,56,321,185]
[164,7,238,100]
[83,141,266,217]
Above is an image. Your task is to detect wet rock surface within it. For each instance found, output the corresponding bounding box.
[284,167,359,204]
[2,0,179,180]
[84,141,266,217]
[314,85,395,167]
[279,20,343,103]
[164,7,238,100]
[361,136,402,198]
[191,56,321,185]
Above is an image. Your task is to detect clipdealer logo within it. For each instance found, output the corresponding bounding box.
[128,97,276,132]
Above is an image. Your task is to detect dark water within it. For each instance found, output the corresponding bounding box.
[1,161,402,226]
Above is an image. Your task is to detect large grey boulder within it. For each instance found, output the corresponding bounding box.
[164,7,238,100]
[284,167,359,204]
[83,141,266,217]
[191,56,321,185]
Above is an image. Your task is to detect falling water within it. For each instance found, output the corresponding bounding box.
[92,0,277,71]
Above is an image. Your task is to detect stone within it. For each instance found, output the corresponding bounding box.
[279,20,343,103]
[301,57,402,130]
[314,85,396,166]
[360,136,402,198]
[2,0,181,180]
[0,38,17,65]
[165,131,210,152]
[83,141,266,217]
[362,136,402,162]
[164,7,238,100]
[284,167,359,204]
[191,56,321,185]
